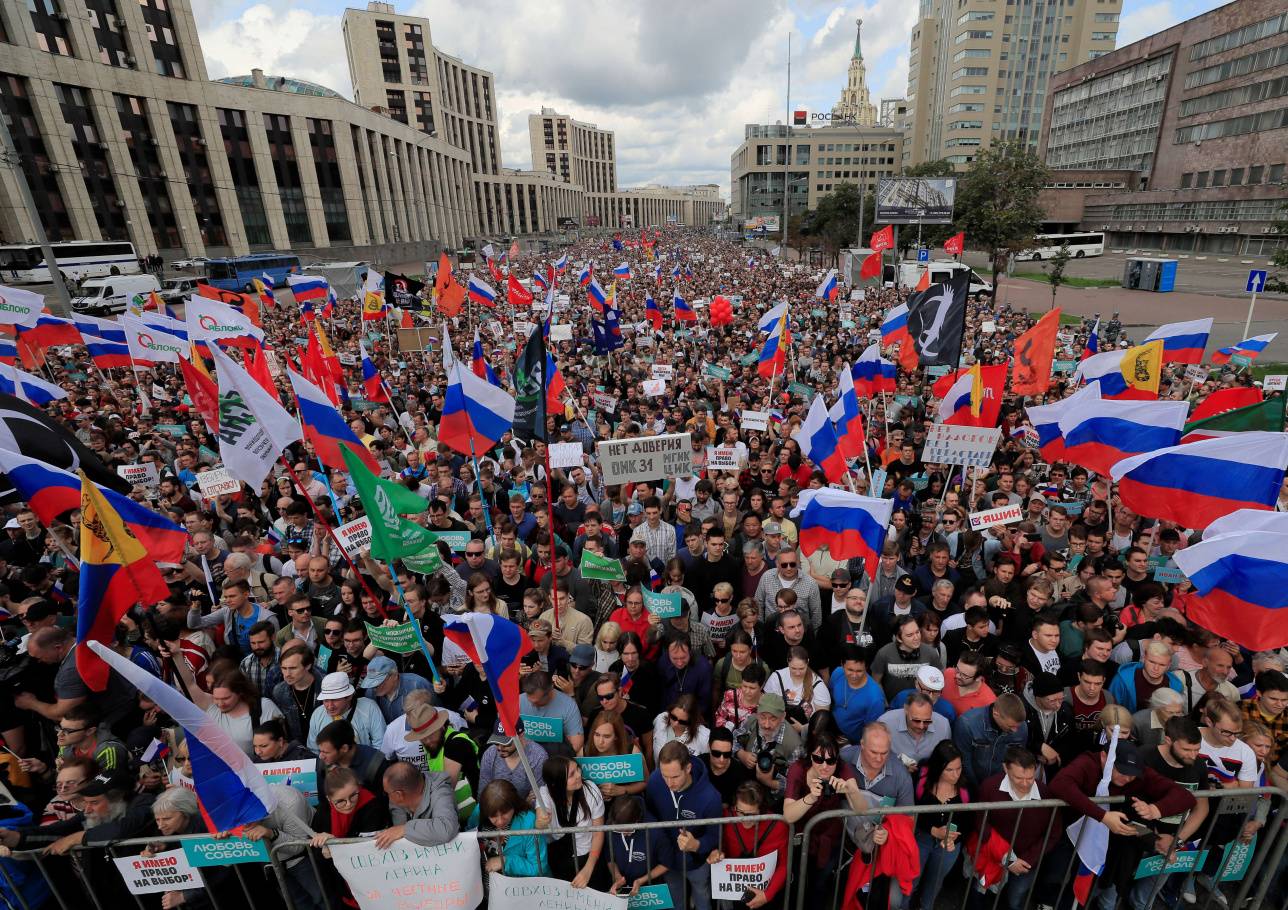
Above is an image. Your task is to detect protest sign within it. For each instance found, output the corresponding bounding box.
[651,363,674,379]
[710,853,779,901]
[592,391,618,413]
[1135,849,1209,879]
[787,381,814,399]
[1230,353,1253,368]
[629,885,674,909]
[490,874,625,910]
[705,446,740,471]
[366,621,422,655]
[580,549,626,582]
[1153,564,1187,584]
[258,757,318,805]
[549,442,585,469]
[519,714,564,743]
[117,462,160,490]
[968,503,1026,531]
[923,425,1002,470]
[1184,364,1210,383]
[329,835,483,910]
[576,753,646,784]
[703,363,732,380]
[1263,374,1287,392]
[869,468,888,495]
[114,850,203,894]
[426,529,471,551]
[514,320,535,338]
[738,351,759,366]
[739,410,770,431]
[642,378,666,397]
[643,588,683,619]
[196,467,240,498]
[402,545,444,574]
[335,516,372,558]
[182,836,270,866]
[1217,835,1256,881]
[597,433,692,484]
[550,323,573,342]
[1051,359,1078,374]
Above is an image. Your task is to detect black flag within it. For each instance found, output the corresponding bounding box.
[906,273,969,366]
[383,271,427,311]
[512,326,548,442]
[0,393,132,501]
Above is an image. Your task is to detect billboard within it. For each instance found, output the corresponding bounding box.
[556,217,579,230]
[744,215,780,233]
[876,177,956,224]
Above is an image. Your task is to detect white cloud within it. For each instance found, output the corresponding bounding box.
[1116,1,1180,48]
[199,4,351,97]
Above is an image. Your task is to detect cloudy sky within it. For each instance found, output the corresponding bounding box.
[191,0,1224,199]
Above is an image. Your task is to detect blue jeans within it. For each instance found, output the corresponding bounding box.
[915,830,962,910]
[971,869,1035,910]
[666,863,712,910]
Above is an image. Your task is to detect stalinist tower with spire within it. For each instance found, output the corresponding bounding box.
[831,18,878,127]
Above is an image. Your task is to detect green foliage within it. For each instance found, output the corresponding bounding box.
[1269,202,1288,294]
[808,182,870,265]
[1046,242,1072,310]
[903,160,956,178]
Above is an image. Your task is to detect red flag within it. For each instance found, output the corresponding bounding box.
[944,232,965,256]
[178,351,219,433]
[242,345,279,402]
[1188,386,1263,423]
[915,268,931,292]
[898,338,920,374]
[434,252,465,317]
[1011,309,1061,396]
[303,333,338,406]
[399,309,414,329]
[870,225,893,253]
[860,251,883,280]
[488,258,504,284]
[507,274,534,308]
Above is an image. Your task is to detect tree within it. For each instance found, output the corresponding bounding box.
[904,160,956,178]
[1268,202,1288,294]
[1046,242,1071,311]
[953,140,1051,303]
[812,182,865,265]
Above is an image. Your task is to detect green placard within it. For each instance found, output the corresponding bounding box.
[181,836,270,866]
[426,530,471,551]
[1230,353,1253,368]
[787,381,814,398]
[630,885,674,909]
[1052,359,1078,374]
[402,545,444,574]
[519,713,564,743]
[575,753,646,784]
[703,363,732,380]
[364,621,421,654]
[1134,849,1208,880]
[739,352,759,366]
[643,588,683,619]
[579,549,626,582]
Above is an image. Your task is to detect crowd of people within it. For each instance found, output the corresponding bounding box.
[0,228,1284,910]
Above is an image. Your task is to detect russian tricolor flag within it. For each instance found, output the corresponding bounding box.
[1110,431,1288,529]
[1025,384,1101,464]
[815,268,839,302]
[673,291,696,322]
[793,395,847,482]
[0,339,16,366]
[790,488,893,580]
[442,613,533,736]
[881,303,910,346]
[758,316,788,379]
[467,275,498,308]
[645,294,662,331]
[286,275,328,323]
[440,326,514,455]
[546,352,568,410]
[829,366,866,460]
[533,268,550,292]
[1081,317,1099,361]
[1144,317,1212,365]
[613,262,631,280]
[1212,332,1277,365]
[1057,397,1189,477]
[472,329,499,386]
[289,368,378,474]
[359,341,388,403]
[0,363,67,404]
[1174,530,1288,650]
[758,302,788,335]
[71,313,126,344]
[851,343,896,396]
[554,253,568,275]
[587,278,609,315]
[577,263,593,288]
[83,334,132,370]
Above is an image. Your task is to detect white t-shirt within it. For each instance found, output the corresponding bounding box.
[1199,735,1259,788]
[764,668,833,713]
[538,782,605,855]
[1030,643,1061,675]
[206,700,282,756]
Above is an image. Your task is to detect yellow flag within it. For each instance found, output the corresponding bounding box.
[1121,339,1163,397]
[968,362,984,418]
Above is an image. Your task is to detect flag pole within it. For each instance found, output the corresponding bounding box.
[541,440,561,637]
[384,557,441,686]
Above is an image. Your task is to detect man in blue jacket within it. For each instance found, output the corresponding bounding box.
[645,740,722,910]
[952,692,1029,789]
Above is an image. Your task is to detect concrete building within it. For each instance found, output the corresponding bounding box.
[0,1,477,261]
[528,107,616,195]
[1039,0,1287,255]
[474,169,585,237]
[903,0,1121,169]
[832,19,878,127]
[729,123,904,227]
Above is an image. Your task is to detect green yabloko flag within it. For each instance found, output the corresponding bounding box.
[341,448,436,560]
[1182,396,1286,437]
[579,549,626,582]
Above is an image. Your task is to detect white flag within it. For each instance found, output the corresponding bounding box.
[0,285,47,327]
[208,342,300,488]
[187,296,264,348]
[121,314,185,366]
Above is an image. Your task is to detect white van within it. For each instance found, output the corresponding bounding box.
[71,274,162,315]
[884,259,993,296]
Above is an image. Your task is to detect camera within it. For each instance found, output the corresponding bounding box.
[755,748,776,775]
[818,778,835,798]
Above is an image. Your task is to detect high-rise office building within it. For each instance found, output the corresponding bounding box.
[528,107,616,194]
[903,0,1121,168]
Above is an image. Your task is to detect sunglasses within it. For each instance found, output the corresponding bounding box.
[810,753,837,765]
[833,581,850,588]
[668,713,689,724]
[714,596,732,603]
[598,691,618,701]
[709,749,733,759]
[324,628,344,637]
[778,562,798,568]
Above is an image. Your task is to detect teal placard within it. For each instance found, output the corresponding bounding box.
[643,589,683,619]
[1230,353,1253,368]
[870,468,888,495]
[1153,564,1186,584]
[1061,499,1086,516]
[1052,359,1078,374]
[520,713,564,743]
[317,644,333,669]
[739,352,759,366]
[154,424,188,436]
[810,308,826,318]
[1134,849,1209,880]
[426,530,471,551]
[841,319,856,329]
[787,381,814,398]
[703,363,732,380]
[182,836,270,866]
[1217,835,1256,882]
[575,753,646,784]
[630,885,674,909]
[926,365,952,378]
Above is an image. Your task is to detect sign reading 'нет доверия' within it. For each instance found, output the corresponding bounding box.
[596,433,693,484]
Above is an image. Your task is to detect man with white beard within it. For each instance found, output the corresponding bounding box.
[0,772,158,854]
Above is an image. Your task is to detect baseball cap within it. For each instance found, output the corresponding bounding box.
[916,665,945,691]
[763,521,782,536]
[569,644,595,668]
[627,502,644,516]
[757,693,786,718]
[1114,741,1144,777]
[81,772,134,797]
[3,519,19,530]
[487,717,525,746]
[359,656,397,689]
[319,671,355,700]
[895,575,918,594]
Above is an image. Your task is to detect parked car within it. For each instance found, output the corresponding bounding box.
[159,276,204,302]
[70,274,162,315]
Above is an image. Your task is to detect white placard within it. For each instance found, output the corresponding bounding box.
[981,320,997,334]
[1184,364,1210,383]
[117,462,160,490]
[968,503,1027,531]
[706,446,740,471]
[922,424,1002,470]
[549,323,573,342]
[335,516,372,558]
[328,836,483,910]
[195,467,240,498]
[740,410,770,431]
[514,320,535,338]
[642,378,666,396]
[711,852,779,901]
[596,432,693,484]
[114,849,202,894]
[1263,374,1287,391]
[651,363,674,379]
[549,441,584,469]
[592,391,618,413]
[489,873,624,910]
[636,334,654,347]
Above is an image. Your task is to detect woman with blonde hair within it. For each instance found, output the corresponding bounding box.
[593,622,622,673]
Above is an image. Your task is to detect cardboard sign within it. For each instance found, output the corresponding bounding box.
[514,320,535,338]
[181,836,270,866]
[549,323,573,342]
[117,462,160,490]
[968,503,1026,531]
[519,713,564,743]
[739,410,770,431]
[258,757,319,805]
[549,441,585,469]
[1263,374,1287,391]
[981,320,996,334]
[596,433,692,484]
[335,516,372,558]
[490,874,624,910]
[114,850,203,894]
[576,753,646,784]
[643,588,683,619]
[592,391,618,413]
[642,378,666,397]
[329,836,483,910]
[426,529,471,551]
[196,467,240,498]
[629,885,674,909]
[923,425,1002,470]
[1153,563,1187,584]
[706,446,740,471]
[366,621,422,655]
[1184,364,1210,383]
[710,853,779,901]
[651,363,674,379]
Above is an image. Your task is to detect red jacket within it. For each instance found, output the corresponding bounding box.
[842,814,921,908]
[720,814,790,902]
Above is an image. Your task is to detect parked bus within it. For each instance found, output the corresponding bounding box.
[0,241,139,283]
[1013,232,1105,261]
[204,253,302,292]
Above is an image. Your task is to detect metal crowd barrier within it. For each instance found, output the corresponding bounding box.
[1,788,1282,910]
